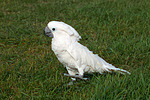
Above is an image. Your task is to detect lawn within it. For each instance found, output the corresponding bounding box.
[0,0,149,99]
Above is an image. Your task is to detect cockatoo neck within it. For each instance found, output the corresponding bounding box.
[52,30,78,43]
[52,33,78,50]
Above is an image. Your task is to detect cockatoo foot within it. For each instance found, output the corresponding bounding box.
[67,80,74,86]
[64,73,88,80]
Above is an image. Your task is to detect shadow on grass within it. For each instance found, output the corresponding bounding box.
[60,72,125,87]
[83,72,124,80]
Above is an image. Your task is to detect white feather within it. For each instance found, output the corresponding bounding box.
[46,21,130,80]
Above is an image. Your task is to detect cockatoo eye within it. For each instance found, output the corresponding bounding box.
[52,28,55,31]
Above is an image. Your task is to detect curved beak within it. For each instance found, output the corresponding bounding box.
[44,26,53,38]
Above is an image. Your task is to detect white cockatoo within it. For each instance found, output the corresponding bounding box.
[44,21,130,82]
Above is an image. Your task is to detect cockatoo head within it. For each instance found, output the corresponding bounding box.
[44,21,81,41]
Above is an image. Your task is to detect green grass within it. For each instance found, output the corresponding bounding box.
[0,0,149,99]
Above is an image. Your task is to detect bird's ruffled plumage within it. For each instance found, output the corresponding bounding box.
[44,21,130,80]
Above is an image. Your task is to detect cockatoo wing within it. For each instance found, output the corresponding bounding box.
[66,42,130,75]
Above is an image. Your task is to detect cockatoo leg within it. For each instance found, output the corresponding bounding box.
[64,73,88,80]
[65,67,88,83]
[66,67,78,81]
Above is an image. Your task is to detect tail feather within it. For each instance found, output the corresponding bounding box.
[111,67,131,75]
[104,64,131,75]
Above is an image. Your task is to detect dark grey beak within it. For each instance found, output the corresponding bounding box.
[44,26,53,38]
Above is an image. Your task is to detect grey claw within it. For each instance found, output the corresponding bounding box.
[64,73,88,80]
[67,81,74,86]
